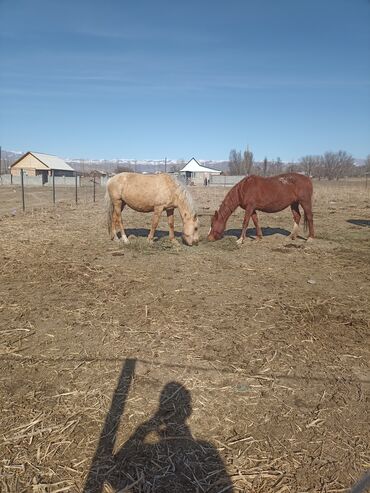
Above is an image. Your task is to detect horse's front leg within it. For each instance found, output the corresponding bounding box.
[166,209,177,242]
[148,206,164,243]
[237,209,252,245]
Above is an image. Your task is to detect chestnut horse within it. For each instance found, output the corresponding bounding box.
[208,173,314,244]
[106,172,199,246]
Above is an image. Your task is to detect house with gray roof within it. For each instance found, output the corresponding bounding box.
[10,151,75,183]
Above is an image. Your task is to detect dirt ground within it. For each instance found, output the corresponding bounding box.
[0,179,369,493]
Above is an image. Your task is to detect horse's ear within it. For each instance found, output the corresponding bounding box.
[193,213,198,220]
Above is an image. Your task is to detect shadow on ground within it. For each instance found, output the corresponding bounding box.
[83,358,233,493]
[347,219,370,228]
[224,226,291,237]
[126,228,182,239]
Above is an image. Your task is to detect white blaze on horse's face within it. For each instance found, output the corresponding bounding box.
[182,214,199,246]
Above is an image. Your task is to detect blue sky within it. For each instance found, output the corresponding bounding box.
[0,0,369,161]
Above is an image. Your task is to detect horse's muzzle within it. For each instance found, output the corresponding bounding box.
[182,235,192,246]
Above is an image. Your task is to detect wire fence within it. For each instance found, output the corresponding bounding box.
[1,171,369,218]
[0,171,106,216]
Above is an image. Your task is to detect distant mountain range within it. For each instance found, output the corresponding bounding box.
[0,149,366,174]
[0,149,230,173]
[65,157,230,174]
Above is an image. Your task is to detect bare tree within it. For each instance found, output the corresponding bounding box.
[262,157,268,176]
[228,149,243,175]
[115,164,134,174]
[285,163,296,173]
[322,150,354,180]
[228,147,254,175]
[365,155,370,173]
[299,155,322,177]
[269,157,284,175]
[170,164,181,172]
[242,148,254,175]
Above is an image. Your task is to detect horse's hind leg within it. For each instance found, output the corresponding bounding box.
[289,202,301,240]
[251,211,262,239]
[113,200,129,244]
[166,209,176,242]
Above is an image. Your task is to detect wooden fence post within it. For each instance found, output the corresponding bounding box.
[21,169,25,211]
[52,170,56,204]
[75,171,78,204]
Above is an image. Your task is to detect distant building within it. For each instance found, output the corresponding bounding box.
[179,158,222,185]
[87,169,108,177]
[10,151,75,184]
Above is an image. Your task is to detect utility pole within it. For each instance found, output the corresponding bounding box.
[164,157,167,173]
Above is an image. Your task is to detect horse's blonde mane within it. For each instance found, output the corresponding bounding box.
[171,176,196,216]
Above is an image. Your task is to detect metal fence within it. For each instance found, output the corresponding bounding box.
[0,172,201,215]
[209,175,244,187]
[0,171,104,215]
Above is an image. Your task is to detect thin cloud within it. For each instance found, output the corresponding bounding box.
[75,25,211,44]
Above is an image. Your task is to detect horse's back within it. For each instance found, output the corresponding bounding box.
[249,173,312,196]
[107,172,177,211]
[238,173,312,212]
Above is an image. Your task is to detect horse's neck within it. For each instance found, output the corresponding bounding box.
[218,187,240,224]
[176,191,193,222]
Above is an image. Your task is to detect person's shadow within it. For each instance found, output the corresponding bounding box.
[83,359,232,493]
[108,382,232,492]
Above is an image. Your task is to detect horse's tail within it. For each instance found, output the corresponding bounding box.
[105,186,114,238]
[303,177,314,232]
[304,211,308,232]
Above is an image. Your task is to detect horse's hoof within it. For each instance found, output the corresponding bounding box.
[171,238,180,245]
[147,238,154,245]
[236,238,244,245]
[306,237,314,242]
[117,236,129,245]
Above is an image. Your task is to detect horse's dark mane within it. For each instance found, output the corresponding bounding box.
[217,179,245,224]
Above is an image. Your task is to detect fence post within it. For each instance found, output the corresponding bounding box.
[52,170,56,204]
[21,169,25,211]
[93,173,96,203]
[75,171,78,204]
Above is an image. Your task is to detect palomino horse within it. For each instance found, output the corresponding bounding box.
[106,173,199,246]
[207,173,314,244]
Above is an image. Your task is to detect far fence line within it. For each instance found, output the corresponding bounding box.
[0,170,102,212]
[1,171,368,214]
[0,172,244,213]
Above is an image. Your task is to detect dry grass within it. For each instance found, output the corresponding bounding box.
[0,178,369,492]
